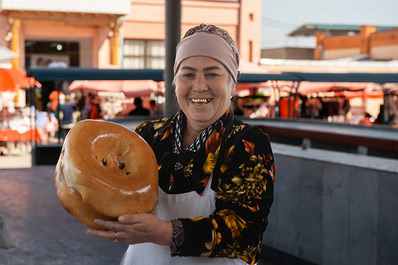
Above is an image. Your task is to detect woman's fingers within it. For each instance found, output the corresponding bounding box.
[92,219,127,231]
[86,228,114,239]
[118,214,138,224]
[86,214,172,245]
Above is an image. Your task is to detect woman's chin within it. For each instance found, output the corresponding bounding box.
[191,115,221,129]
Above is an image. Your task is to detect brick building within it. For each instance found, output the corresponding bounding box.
[0,0,262,72]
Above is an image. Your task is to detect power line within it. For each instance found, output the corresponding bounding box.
[261,16,298,30]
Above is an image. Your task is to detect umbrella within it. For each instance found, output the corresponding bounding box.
[0,68,36,92]
[69,80,165,97]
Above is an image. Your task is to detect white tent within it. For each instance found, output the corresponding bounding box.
[0,47,17,62]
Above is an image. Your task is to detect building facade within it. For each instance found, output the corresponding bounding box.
[0,0,262,71]
[261,25,398,74]
[261,47,314,60]
[314,25,398,61]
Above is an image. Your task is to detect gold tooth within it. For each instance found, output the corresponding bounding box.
[191,99,210,103]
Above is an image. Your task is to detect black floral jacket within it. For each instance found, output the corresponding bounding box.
[135,110,275,265]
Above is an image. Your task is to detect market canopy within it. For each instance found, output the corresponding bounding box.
[297,81,374,94]
[29,68,398,84]
[69,79,165,97]
[295,81,385,98]
[30,68,164,81]
[285,72,398,83]
[0,68,38,92]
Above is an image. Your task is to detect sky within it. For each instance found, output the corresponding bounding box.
[261,0,398,49]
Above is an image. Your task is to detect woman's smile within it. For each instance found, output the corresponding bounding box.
[190,98,213,105]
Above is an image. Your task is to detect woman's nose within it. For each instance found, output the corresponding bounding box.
[192,76,208,92]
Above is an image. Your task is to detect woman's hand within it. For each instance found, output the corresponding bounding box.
[86,213,173,246]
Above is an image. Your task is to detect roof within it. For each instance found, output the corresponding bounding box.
[29,68,164,81]
[288,23,398,37]
[29,68,398,84]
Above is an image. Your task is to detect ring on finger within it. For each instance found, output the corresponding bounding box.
[113,231,118,243]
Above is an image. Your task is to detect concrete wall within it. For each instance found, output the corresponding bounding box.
[323,48,361,60]
[371,45,398,61]
[261,47,314,60]
[264,143,398,265]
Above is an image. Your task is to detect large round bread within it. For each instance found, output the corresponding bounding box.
[54,120,158,230]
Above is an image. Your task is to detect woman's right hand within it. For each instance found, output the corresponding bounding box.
[86,213,173,246]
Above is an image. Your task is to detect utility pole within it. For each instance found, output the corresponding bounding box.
[164,0,181,116]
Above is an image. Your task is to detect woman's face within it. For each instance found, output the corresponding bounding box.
[175,56,234,129]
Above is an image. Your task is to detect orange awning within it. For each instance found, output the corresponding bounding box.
[0,68,37,92]
[0,128,41,142]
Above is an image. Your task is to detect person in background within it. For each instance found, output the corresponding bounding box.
[149,99,163,117]
[42,109,59,143]
[129,97,150,116]
[88,92,102,119]
[88,23,275,265]
[48,90,64,113]
[59,95,75,140]
[74,89,87,121]
[359,112,373,125]
[231,96,244,116]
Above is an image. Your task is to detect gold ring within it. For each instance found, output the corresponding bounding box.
[113,231,118,243]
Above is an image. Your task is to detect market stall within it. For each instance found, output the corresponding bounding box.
[0,68,41,155]
[68,79,165,118]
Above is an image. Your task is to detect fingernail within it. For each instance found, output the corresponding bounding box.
[93,219,99,224]
[119,216,125,222]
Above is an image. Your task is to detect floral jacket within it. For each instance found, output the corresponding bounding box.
[135,110,275,265]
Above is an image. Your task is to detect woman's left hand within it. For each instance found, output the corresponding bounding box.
[86,213,173,246]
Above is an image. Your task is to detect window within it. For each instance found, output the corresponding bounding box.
[123,39,165,69]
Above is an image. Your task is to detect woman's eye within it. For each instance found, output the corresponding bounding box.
[206,73,219,79]
[182,73,195,79]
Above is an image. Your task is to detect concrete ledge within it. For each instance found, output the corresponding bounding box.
[264,143,398,265]
[33,144,62,165]
[272,143,398,173]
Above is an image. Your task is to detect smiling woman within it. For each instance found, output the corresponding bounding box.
[87,24,275,265]
[175,57,233,141]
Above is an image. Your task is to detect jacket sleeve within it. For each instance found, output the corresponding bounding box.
[176,125,275,264]
[134,117,168,144]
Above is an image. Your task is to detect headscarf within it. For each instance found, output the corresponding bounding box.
[174,24,240,83]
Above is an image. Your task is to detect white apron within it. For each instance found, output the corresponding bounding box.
[120,176,247,265]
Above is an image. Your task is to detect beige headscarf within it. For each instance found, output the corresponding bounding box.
[173,25,240,83]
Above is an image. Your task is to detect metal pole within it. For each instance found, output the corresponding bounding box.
[383,89,390,124]
[164,0,181,116]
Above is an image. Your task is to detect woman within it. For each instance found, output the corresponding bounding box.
[87,24,275,265]
[42,109,58,143]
